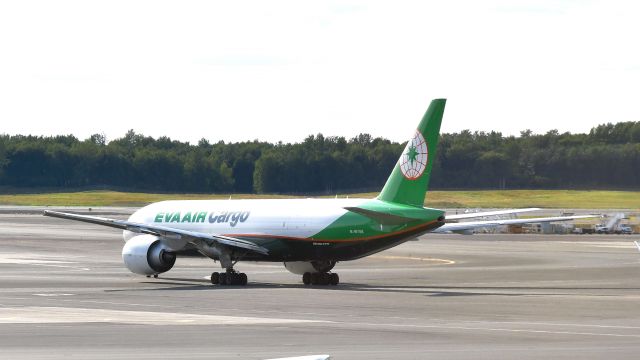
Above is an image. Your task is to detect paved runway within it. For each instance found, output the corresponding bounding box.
[1,211,640,359]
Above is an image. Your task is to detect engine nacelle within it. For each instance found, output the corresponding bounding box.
[284,260,336,275]
[122,235,177,275]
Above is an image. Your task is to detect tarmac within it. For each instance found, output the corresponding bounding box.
[1,210,640,359]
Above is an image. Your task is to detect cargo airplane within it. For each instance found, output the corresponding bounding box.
[44,99,594,286]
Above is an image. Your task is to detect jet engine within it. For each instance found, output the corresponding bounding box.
[284,260,336,275]
[122,235,177,275]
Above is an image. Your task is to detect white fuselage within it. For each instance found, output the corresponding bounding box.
[124,198,370,242]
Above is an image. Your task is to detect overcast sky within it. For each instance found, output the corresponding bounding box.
[1,0,639,144]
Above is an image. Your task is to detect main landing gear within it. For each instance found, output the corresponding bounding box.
[209,251,248,286]
[302,272,339,286]
[211,269,248,286]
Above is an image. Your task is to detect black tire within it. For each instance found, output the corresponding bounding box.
[219,273,227,285]
[329,273,339,285]
[210,272,220,285]
[310,273,319,285]
[240,273,248,286]
[320,273,330,285]
[302,272,311,285]
[226,273,235,285]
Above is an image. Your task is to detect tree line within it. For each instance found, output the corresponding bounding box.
[1,121,639,193]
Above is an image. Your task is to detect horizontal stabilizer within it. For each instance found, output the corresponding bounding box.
[446,208,541,221]
[434,214,598,233]
[344,207,415,225]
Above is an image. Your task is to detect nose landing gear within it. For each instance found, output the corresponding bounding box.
[302,272,339,286]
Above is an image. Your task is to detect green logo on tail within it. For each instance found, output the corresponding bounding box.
[378,99,446,207]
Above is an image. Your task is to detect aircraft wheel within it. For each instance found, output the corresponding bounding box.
[329,273,339,285]
[320,273,331,285]
[314,273,326,285]
[239,273,248,286]
[211,272,220,285]
[310,273,320,285]
[219,273,227,285]
[153,274,158,278]
[302,272,311,285]
[226,273,236,285]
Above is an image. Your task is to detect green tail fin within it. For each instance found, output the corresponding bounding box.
[377,98,446,207]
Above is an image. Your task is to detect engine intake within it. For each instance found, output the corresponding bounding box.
[122,235,176,275]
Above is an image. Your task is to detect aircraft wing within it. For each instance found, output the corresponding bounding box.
[433,215,597,233]
[445,208,541,220]
[43,210,268,255]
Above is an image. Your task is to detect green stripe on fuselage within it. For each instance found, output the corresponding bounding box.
[233,220,443,262]
[310,199,443,241]
[222,200,445,262]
